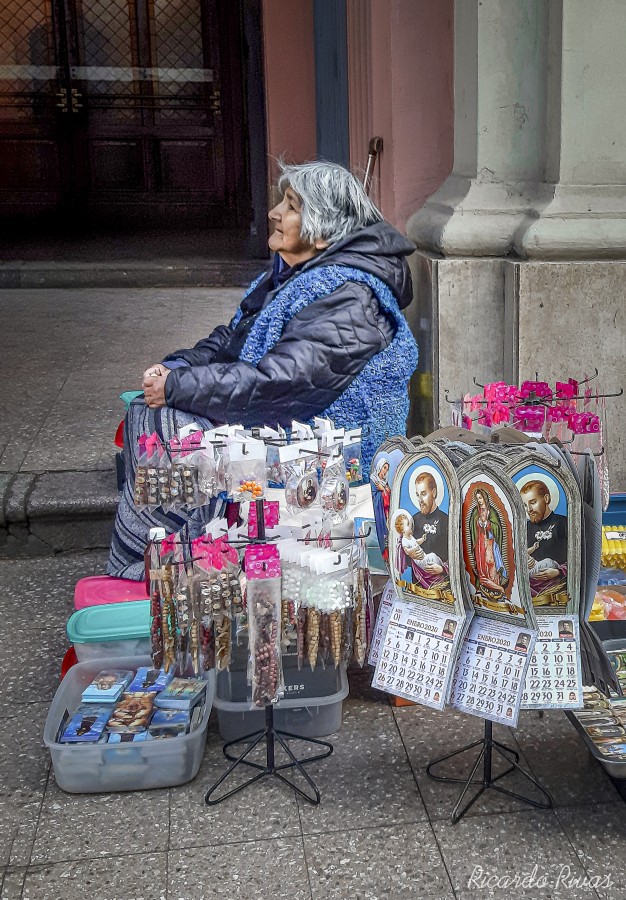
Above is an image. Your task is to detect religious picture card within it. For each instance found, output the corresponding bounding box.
[372,596,468,710]
[389,443,471,620]
[457,457,537,632]
[370,437,413,568]
[505,450,582,617]
[449,616,536,727]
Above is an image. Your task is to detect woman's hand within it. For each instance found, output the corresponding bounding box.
[142,366,170,409]
[142,363,166,381]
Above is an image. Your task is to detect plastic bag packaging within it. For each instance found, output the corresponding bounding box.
[278,547,300,655]
[146,527,166,669]
[281,440,320,515]
[197,441,219,500]
[245,545,283,707]
[227,440,267,502]
[320,450,350,523]
[199,567,232,672]
[137,433,167,511]
[153,436,172,511]
[181,433,206,510]
[352,543,369,667]
[198,571,216,672]
[134,434,150,509]
[343,428,363,485]
[159,560,178,673]
[306,606,321,672]
[173,567,192,675]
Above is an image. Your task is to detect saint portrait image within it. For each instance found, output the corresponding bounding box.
[392,459,454,605]
[370,448,405,561]
[462,481,524,618]
[514,470,569,608]
[296,475,319,509]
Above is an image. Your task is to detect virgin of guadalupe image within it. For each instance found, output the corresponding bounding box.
[371,457,392,560]
[469,488,508,597]
[465,486,519,614]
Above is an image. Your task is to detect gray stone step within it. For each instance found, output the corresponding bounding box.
[0,258,261,289]
[0,470,118,557]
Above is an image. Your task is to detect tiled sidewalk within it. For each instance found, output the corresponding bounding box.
[2,552,625,899]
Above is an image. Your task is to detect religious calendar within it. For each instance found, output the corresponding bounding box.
[368,581,396,668]
[521,616,582,710]
[372,599,466,711]
[449,618,537,727]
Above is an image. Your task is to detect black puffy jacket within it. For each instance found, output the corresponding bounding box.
[163,221,415,427]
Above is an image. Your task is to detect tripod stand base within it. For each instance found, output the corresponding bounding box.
[205,706,333,806]
[426,720,553,824]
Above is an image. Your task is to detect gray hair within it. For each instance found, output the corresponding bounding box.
[277,159,383,246]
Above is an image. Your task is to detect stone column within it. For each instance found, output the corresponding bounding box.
[523,0,626,258]
[406,0,626,485]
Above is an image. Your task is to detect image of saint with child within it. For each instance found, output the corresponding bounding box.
[392,466,454,604]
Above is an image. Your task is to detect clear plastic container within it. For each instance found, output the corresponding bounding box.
[67,601,151,662]
[214,655,349,742]
[43,656,215,793]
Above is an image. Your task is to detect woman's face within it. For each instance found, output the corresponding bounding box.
[268,187,324,266]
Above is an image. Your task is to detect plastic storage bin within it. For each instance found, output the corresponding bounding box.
[214,655,349,742]
[74,575,148,610]
[44,655,215,793]
[67,601,151,661]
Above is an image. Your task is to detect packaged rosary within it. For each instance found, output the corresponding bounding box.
[280,440,320,515]
[320,448,350,523]
[245,544,284,707]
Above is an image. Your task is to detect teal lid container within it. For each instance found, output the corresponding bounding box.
[67,601,150,644]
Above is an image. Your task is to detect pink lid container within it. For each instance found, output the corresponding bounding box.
[74,575,148,610]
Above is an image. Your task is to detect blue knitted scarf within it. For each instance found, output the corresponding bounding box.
[232,264,418,478]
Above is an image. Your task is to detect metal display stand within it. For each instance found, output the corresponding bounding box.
[204,500,334,807]
[426,719,553,824]
[205,704,333,805]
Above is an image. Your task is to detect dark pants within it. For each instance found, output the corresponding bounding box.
[107,399,222,581]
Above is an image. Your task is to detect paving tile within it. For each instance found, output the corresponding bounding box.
[22,853,167,900]
[392,704,552,820]
[0,703,52,866]
[167,838,310,900]
[0,627,68,713]
[0,702,50,796]
[1,867,27,900]
[30,782,170,864]
[304,823,454,899]
[169,737,302,849]
[434,809,598,899]
[556,803,626,899]
[511,710,621,807]
[297,700,427,834]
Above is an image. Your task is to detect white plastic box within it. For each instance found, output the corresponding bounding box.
[43,656,214,793]
[214,655,349,742]
[67,602,152,662]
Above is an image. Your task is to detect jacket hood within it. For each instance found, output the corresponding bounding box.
[300,221,415,310]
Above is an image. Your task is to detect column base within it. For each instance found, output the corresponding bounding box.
[408,249,626,488]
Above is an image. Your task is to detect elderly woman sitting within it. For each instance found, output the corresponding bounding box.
[109,160,418,579]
